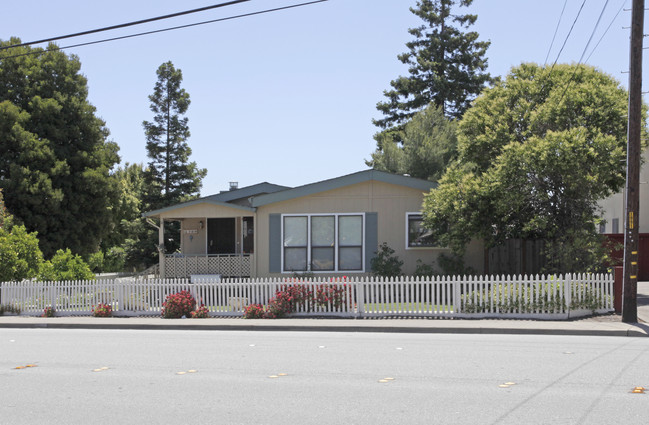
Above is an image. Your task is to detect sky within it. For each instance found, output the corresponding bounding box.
[0,0,640,196]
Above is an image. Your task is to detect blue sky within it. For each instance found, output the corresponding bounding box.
[1,0,638,195]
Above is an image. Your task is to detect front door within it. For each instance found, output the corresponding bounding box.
[207,218,236,254]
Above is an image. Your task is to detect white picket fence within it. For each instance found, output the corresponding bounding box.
[0,273,614,320]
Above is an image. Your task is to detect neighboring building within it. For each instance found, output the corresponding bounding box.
[598,149,649,279]
[143,169,485,279]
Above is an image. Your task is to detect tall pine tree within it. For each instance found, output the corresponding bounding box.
[374,0,492,128]
[143,61,206,211]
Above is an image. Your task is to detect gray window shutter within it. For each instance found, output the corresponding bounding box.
[364,212,378,272]
[269,214,281,273]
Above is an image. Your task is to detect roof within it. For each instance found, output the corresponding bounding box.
[142,170,436,218]
[142,182,289,218]
[250,169,436,207]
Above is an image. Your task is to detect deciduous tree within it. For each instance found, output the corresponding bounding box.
[368,104,458,181]
[0,38,120,258]
[423,63,638,273]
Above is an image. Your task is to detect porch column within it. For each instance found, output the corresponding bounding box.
[159,218,165,279]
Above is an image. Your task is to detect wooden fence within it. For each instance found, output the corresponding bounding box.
[0,273,614,320]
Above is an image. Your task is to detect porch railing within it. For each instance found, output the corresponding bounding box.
[164,254,253,278]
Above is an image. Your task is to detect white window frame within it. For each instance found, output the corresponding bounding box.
[281,213,365,273]
[405,212,439,250]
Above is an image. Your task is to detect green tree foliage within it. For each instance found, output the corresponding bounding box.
[92,163,158,272]
[0,225,43,282]
[38,248,95,281]
[143,61,206,211]
[374,0,491,129]
[0,188,12,229]
[0,188,42,282]
[369,104,458,181]
[423,63,637,273]
[0,38,120,258]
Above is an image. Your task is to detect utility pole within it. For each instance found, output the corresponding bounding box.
[622,0,644,323]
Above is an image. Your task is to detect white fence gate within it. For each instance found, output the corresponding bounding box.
[0,273,614,320]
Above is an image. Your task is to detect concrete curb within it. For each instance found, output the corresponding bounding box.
[1,317,647,337]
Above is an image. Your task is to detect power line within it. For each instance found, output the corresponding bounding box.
[585,1,628,63]
[0,0,252,51]
[0,0,329,60]
[554,0,611,106]
[549,0,588,72]
[578,0,610,63]
[545,0,569,65]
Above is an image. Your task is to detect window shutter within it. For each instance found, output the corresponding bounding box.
[269,214,281,273]
[364,212,378,271]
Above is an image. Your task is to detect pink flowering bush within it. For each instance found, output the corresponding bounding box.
[92,303,112,317]
[191,304,210,318]
[243,303,266,319]
[315,284,349,310]
[244,279,351,319]
[161,290,196,318]
[42,306,55,317]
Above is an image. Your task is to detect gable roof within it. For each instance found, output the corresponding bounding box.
[142,182,289,218]
[142,170,436,218]
[250,169,436,207]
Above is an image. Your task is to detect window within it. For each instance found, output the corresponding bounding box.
[612,218,619,234]
[282,214,364,272]
[406,213,436,248]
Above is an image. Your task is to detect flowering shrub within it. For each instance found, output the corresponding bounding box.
[42,306,55,317]
[243,303,266,319]
[191,305,210,318]
[92,303,112,317]
[244,279,351,319]
[266,284,312,318]
[315,284,350,310]
[161,290,196,318]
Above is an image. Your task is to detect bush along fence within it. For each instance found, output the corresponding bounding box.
[0,273,613,320]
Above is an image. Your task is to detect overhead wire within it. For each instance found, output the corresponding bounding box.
[0,0,328,60]
[549,0,588,72]
[0,0,252,51]
[554,0,611,106]
[544,0,569,65]
[584,0,627,63]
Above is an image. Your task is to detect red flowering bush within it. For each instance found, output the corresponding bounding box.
[42,307,55,317]
[315,284,350,310]
[191,305,210,318]
[92,303,112,317]
[244,280,351,319]
[266,284,312,318]
[161,290,196,318]
[243,303,266,319]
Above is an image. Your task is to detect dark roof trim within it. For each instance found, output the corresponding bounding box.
[251,169,436,207]
[206,182,289,203]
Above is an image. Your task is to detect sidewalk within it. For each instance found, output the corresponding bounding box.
[1,314,648,337]
[2,283,647,338]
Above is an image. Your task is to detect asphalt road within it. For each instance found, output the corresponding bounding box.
[2,329,649,425]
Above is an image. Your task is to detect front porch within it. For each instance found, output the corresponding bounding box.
[158,213,256,279]
[164,253,254,278]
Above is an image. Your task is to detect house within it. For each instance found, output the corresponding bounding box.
[598,149,649,280]
[142,169,485,279]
